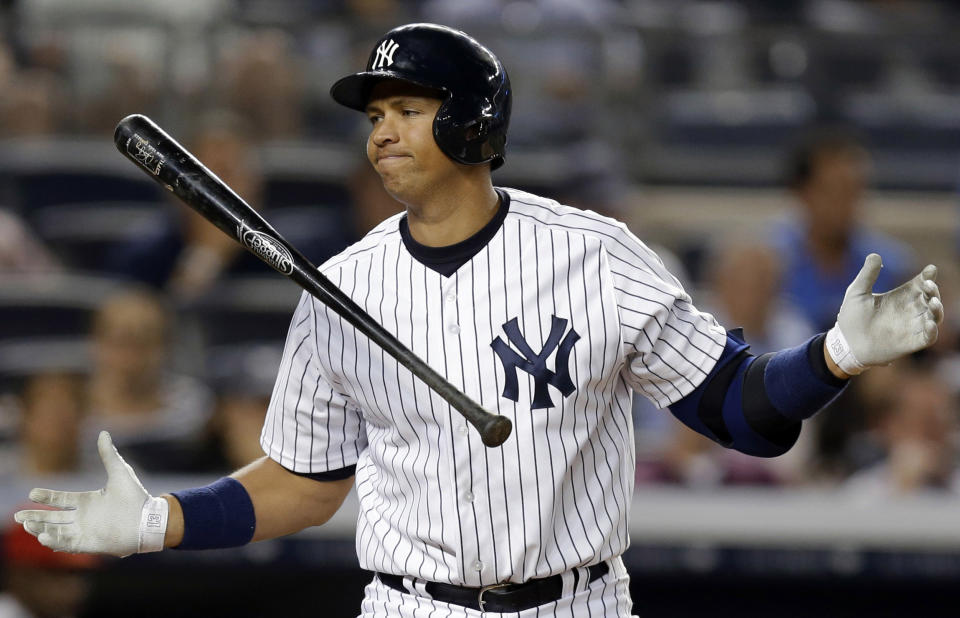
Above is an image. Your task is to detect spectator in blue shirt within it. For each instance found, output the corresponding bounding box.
[773,129,915,332]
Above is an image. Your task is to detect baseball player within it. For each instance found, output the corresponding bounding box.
[15,24,943,617]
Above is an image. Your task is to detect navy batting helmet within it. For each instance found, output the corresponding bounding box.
[330,23,511,170]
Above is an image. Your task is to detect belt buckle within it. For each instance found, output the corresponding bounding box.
[477,582,511,612]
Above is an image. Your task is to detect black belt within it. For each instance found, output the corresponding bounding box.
[376,562,609,613]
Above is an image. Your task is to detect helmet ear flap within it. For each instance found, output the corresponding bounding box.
[464,119,488,142]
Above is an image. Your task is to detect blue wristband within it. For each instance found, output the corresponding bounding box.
[171,477,256,550]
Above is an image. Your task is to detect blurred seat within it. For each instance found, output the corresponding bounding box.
[0,138,163,215]
[187,277,302,349]
[643,86,816,185]
[839,91,960,191]
[259,140,355,210]
[28,201,167,273]
[0,274,122,389]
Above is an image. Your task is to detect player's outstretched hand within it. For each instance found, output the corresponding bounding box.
[826,253,944,375]
[14,431,168,557]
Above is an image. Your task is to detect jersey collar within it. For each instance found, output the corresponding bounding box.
[399,188,510,276]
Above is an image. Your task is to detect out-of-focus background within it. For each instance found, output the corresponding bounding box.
[0,1,958,616]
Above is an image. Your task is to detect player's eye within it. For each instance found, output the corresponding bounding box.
[367,114,383,125]
[402,109,420,117]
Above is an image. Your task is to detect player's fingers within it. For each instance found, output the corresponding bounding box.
[922,319,939,345]
[22,520,45,537]
[14,509,75,525]
[848,253,883,295]
[97,430,132,483]
[921,279,940,300]
[28,488,78,509]
[929,296,944,324]
[37,528,78,553]
[921,264,938,282]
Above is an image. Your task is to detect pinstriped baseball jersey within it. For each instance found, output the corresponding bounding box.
[261,187,726,587]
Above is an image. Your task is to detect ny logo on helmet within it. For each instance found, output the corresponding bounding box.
[491,315,580,409]
[372,39,400,70]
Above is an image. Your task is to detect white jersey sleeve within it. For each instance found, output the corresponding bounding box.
[603,224,726,408]
[261,290,367,473]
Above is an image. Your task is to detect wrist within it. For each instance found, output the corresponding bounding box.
[825,323,863,377]
[162,495,185,548]
[823,339,852,380]
[138,496,169,553]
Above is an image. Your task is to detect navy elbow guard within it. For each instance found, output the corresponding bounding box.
[668,331,847,458]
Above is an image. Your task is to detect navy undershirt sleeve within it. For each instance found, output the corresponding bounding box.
[667,330,847,457]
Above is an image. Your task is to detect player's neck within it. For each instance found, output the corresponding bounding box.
[404,179,500,248]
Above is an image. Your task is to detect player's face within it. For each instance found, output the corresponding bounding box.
[364,80,458,204]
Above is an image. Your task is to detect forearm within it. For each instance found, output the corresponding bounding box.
[669,331,848,457]
[232,456,354,542]
[162,456,354,548]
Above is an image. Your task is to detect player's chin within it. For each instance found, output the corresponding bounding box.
[377,173,408,201]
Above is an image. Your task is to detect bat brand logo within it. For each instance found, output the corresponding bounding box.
[372,39,400,70]
[491,315,580,409]
[240,227,294,275]
[127,134,164,175]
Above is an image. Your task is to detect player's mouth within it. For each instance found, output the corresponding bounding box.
[377,151,412,164]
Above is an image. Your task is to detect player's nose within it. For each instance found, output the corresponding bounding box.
[370,114,399,146]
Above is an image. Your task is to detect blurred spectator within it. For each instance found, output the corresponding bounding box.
[0,37,13,92]
[77,42,160,136]
[107,111,265,301]
[844,368,960,499]
[0,211,60,274]
[216,30,303,141]
[772,128,915,331]
[193,345,283,473]
[0,372,89,478]
[0,511,99,618]
[0,69,66,137]
[636,422,782,488]
[83,288,212,471]
[701,238,814,354]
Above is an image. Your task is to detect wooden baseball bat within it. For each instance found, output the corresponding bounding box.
[113,114,512,448]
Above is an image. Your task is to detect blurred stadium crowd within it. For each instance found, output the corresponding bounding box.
[0,0,959,546]
[2,1,960,614]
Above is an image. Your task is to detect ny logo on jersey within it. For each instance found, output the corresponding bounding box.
[372,39,400,70]
[491,315,580,409]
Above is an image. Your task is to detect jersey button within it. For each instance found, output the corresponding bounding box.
[448,324,460,334]
[465,492,475,503]
[472,560,484,571]
[446,293,457,303]
[458,425,470,436]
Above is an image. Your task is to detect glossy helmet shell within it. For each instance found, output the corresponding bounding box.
[330,23,511,170]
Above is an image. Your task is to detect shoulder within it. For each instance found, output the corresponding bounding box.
[318,211,405,275]
[502,187,671,276]
[503,187,638,248]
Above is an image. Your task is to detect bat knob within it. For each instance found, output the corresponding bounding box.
[481,416,513,447]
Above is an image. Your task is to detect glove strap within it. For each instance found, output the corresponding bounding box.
[825,323,866,376]
[139,496,169,553]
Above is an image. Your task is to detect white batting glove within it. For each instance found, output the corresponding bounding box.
[826,253,944,375]
[14,431,168,557]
